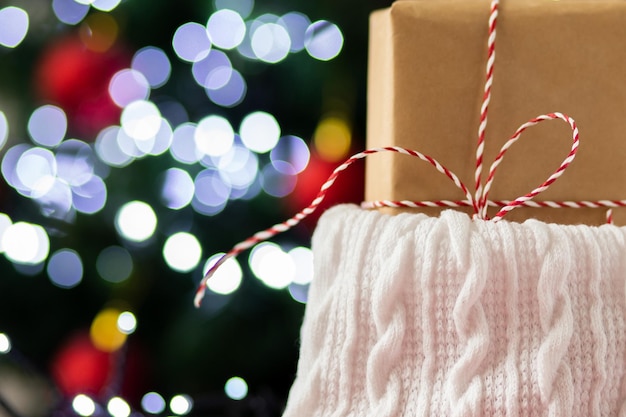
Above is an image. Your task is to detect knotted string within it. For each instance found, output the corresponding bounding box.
[193,0,624,307]
[474,0,499,215]
[193,111,584,307]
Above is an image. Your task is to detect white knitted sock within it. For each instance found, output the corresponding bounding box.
[282,204,626,417]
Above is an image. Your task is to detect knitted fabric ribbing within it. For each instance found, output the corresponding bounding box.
[281,204,626,417]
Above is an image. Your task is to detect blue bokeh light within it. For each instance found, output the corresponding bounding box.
[132,47,172,88]
[0,7,29,48]
[28,105,67,148]
[207,10,246,50]
[47,249,83,289]
[160,168,195,210]
[172,22,212,62]
[52,0,89,25]
[305,20,344,61]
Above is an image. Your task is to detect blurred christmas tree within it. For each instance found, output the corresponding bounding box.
[0,0,391,416]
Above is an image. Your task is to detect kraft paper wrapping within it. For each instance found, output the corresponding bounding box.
[365,0,626,224]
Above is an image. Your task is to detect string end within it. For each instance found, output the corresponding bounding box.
[194,253,229,308]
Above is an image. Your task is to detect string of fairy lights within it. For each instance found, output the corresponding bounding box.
[0,0,352,415]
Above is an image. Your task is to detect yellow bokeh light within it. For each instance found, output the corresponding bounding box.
[79,13,119,53]
[90,308,127,352]
[313,116,351,162]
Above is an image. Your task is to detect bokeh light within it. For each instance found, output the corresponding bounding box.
[214,0,254,19]
[192,50,232,89]
[72,175,107,214]
[47,249,83,289]
[56,139,95,186]
[240,111,280,153]
[225,376,248,400]
[109,69,151,108]
[313,116,351,162]
[0,7,29,48]
[90,308,126,352]
[34,178,74,221]
[0,213,11,253]
[95,126,134,168]
[92,0,123,12]
[96,246,133,283]
[79,12,118,52]
[132,47,171,88]
[251,23,291,63]
[28,105,67,148]
[121,100,162,141]
[146,118,174,156]
[2,144,29,192]
[193,169,231,215]
[170,123,201,164]
[115,201,158,242]
[203,254,242,295]
[195,115,234,156]
[117,311,137,334]
[116,127,146,158]
[72,394,96,417]
[260,163,296,197]
[249,242,294,289]
[16,147,57,197]
[205,66,231,90]
[8,262,39,276]
[142,392,166,414]
[240,177,262,200]
[2,222,49,265]
[1,145,75,220]
[289,246,314,285]
[288,283,309,304]
[159,168,195,209]
[52,0,90,25]
[215,142,259,193]
[163,232,202,273]
[172,22,212,62]
[170,394,193,415]
[142,124,173,157]
[206,69,246,107]
[0,111,7,151]
[207,10,246,50]
[107,397,131,417]
[0,333,11,354]
[236,21,257,60]
[304,20,343,61]
[278,12,310,52]
[270,135,310,174]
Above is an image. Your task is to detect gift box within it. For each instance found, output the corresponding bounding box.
[365,0,626,224]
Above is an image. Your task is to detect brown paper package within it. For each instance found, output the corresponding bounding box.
[365,0,626,225]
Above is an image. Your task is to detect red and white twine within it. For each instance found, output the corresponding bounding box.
[195,145,474,307]
[474,0,499,211]
[194,0,623,307]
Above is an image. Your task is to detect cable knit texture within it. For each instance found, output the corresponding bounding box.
[281,204,626,417]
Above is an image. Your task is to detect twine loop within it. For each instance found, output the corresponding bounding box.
[193,0,618,307]
[194,111,580,307]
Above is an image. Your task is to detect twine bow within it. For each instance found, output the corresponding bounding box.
[193,0,622,307]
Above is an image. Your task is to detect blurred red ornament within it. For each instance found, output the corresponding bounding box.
[286,148,364,227]
[50,332,113,396]
[50,331,149,402]
[34,35,130,139]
